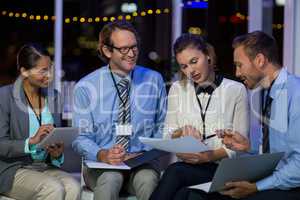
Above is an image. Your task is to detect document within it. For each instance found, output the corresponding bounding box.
[139,136,211,153]
[189,182,212,193]
[85,161,131,170]
[84,149,168,170]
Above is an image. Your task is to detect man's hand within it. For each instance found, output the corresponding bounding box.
[124,152,142,161]
[29,124,54,145]
[98,144,126,165]
[216,129,250,152]
[182,125,202,139]
[176,151,213,164]
[220,181,258,199]
[46,142,64,159]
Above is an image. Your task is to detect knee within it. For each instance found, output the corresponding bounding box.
[40,178,65,199]
[64,178,81,199]
[133,169,159,189]
[133,170,159,200]
[96,171,124,189]
[162,162,188,178]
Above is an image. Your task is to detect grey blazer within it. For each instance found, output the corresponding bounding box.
[0,77,62,193]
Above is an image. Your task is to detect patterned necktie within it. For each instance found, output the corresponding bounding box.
[262,91,273,153]
[115,78,130,151]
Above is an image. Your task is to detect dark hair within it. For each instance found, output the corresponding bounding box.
[173,33,217,66]
[98,20,140,63]
[232,31,279,64]
[17,43,50,72]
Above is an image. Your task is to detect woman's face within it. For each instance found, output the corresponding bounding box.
[176,47,211,84]
[22,56,53,88]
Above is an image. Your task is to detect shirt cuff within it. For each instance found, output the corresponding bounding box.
[223,145,236,158]
[24,138,37,154]
[51,154,64,168]
[256,175,276,191]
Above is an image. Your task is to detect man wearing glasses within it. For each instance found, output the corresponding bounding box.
[72,21,167,200]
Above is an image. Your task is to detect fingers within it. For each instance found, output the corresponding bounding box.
[182,125,202,139]
[40,125,54,133]
[37,126,53,140]
[111,145,125,154]
[176,153,208,164]
[106,147,126,164]
[124,152,142,161]
[220,182,239,196]
[215,129,234,138]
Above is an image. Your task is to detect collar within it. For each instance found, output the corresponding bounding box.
[108,65,133,84]
[194,74,224,95]
[269,68,287,99]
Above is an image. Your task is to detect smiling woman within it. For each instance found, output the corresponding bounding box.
[17,44,53,90]
[0,43,80,200]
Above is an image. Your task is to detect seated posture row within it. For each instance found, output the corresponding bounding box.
[1,20,300,200]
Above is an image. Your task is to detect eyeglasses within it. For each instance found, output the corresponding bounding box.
[31,64,54,77]
[106,44,139,55]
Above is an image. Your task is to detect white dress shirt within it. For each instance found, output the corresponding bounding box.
[164,77,249,158]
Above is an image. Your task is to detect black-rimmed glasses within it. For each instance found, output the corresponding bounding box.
[106,44,139,55]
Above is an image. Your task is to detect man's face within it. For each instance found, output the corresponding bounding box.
[233,46,263,89]
[107,29,138,75]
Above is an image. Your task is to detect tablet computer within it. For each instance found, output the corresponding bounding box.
[36,127,79,149]
[189,152,284,193]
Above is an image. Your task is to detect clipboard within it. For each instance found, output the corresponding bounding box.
[84,149,168,170]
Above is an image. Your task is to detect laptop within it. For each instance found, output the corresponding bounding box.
[189,152,284,193]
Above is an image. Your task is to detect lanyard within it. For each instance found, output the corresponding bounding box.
[109,67,134,123]
[24,88,42,126]
[195,91,213,139]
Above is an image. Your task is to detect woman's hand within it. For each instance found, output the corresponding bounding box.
[176,151,213,164]
[181,125,202,140]
[46,142,64,159]
[29,124,54,144]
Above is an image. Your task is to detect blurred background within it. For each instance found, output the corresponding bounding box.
[1,0,300,159]
[0,0,287,86]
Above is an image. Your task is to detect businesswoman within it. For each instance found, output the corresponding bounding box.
[0,44,80,200]
[150,34,249,200]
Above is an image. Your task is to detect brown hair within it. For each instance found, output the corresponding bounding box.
[98,21,140,63]
[173,34,217,83]
[232,31,279,65]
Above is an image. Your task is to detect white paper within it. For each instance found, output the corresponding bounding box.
[85,160,131,170]
[139,136,211,153]
[189,182,212,193]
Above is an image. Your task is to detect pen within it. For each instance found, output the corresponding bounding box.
[204,134,217,140]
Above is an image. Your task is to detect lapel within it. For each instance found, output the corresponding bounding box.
[12,76,29,138]
[12,77,62,132]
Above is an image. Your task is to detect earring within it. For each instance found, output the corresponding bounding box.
[208,57,211,64]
